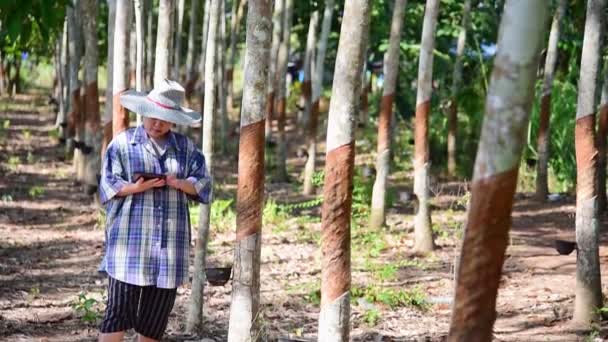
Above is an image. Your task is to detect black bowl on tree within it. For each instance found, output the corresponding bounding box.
[555,239,576,255]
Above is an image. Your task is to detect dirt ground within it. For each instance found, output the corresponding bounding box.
[2,93,608,341]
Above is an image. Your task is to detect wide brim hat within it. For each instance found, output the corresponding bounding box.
[120,79,201,126]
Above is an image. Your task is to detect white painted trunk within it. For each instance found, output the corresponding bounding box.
[104,0,116,127]
[267,0,283,98]
[218,0,228,152]
[134,0,144,127]
[145,0,154,89]
[154,0,174,87]
[198,0,212,91]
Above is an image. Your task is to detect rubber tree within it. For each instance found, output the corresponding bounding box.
[318,0,369,340]
[218,0,228,153]
[102,0,116,155]
[186,0,219,334]
[264,0,283,141]
[56,19,70,144]
[448,1,548,339]
[67,0,83,179]
[598,61,608,212]
[274,0,293,182]
[369,0,407,229]
[185,0,201,101]
[227,0,247,111]
[413,0,440,253]
[145,0,154,89]
[173,0,185,79]
[154,0,174,86]
[298,11,318,131]
[573,0,604,326]
[300,10,318,195]
[112,0,131,137]
[134,0,145,126]
[82,0,101,191]
[226,1,271,339]
[535,0,566,200]
[447,0,471,177]
[302,0,334,196]
[195,0,211,107]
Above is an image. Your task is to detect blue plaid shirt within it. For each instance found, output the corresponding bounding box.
[99,125,211,288]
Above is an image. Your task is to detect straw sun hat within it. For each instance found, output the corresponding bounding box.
[119,79,201,126]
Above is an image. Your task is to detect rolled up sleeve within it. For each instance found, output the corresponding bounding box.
[185,149,212,204]
[99,142,129,204]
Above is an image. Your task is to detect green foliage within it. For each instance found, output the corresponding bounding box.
[72,292,102,324]
[351,285,429,311]
[362,308,381,327]
[353,228,386,258]
[7,156,20,171]
[312,170,325,187]
[28,185,44,198]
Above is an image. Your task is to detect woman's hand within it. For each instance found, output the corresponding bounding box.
[116,177,165,197]
[166,175,198,196]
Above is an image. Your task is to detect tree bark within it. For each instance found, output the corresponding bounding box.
[227,1,271,340]
[185,0,201,102]
[57,19,70,144]
[301,10,319,196]
[196,0,212,109]
[572,0,604,326]
[68,0,84,180]
[145,0,154,90]
[535,0,566,201]
[102,0,116,157]
[447,0,471,177]
[264,0,283,141]
[448,2,548,340]
[112,0,131,137]
[318,1,369,340]
[227,0,247,111]
[218,0,228,153]
[303,0,335,195]
[186,0,220,335]
[274,0,293,182]
[154,0,174,87]
[82,0,102,192]
[413,0,440,253]
[598,62,608,213]
[173,0,185,80]
[370,0,406,229]
[134,0,145,127]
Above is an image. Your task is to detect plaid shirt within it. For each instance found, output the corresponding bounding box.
[99,125,211,288]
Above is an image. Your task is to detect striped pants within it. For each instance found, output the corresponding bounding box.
[99,277,177,340]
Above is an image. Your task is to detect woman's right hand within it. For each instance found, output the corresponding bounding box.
[117,177,166,197]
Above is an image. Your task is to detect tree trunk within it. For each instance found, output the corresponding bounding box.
[535,0,566,201]
[218,0,228,153]
[102,0,116,157]
[173,0,185,80]
[359,61,369,127]
[154,0,174,87]
[68,0,84,179]
[265,0,283,142]
[369,0,406,229]
[186,0,220,334]
[0,51,5,95]
[572,0,604,326]
[134,0,145,127]
[598,62,608,213]
[196,0,212,109]
[145,0,155,90]
[185,0,201,102]
[227,0,247,111]
[318,1,369,340]
[448,2,548,340]
[447,0,471,177]
[112,0,131,137]
[413,0,440,253]
[274,0,293,182]
[82,0,102,191]
[303,0,334,196]
[301,10,319,196]
[57,19,70,144]
[129,23,136,87]
[226,1,271,340]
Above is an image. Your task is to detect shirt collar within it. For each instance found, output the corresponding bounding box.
[130,125,181,151]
